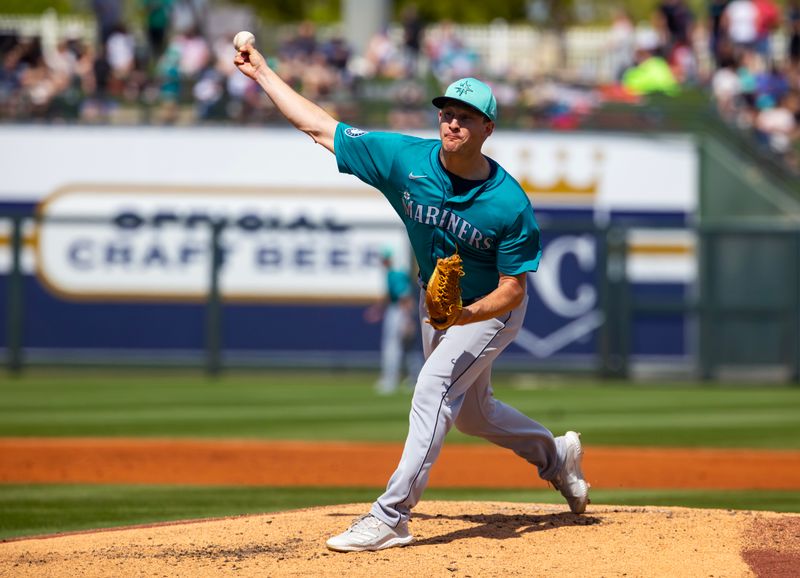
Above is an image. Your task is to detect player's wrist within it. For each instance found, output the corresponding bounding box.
[254,66,271,85]
[456,307,473,325]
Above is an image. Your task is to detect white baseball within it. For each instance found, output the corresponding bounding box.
[233,30,255,50]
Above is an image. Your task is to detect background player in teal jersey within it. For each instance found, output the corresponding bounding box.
[234,41,590,553]
[364,248,422,394]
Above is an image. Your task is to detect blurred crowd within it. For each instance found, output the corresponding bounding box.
[706,0,800,169]
[595,0,800,169]
[1,0,799,169]
[0,2,428,125]
[1,0,274,123]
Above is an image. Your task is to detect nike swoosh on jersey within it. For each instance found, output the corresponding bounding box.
[408,172,428,180]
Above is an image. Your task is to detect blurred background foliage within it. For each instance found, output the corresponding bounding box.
[219,0,712,26]
[4,0,790,26]
[1,0,76,14]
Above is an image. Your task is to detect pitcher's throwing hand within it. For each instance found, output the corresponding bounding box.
[233,43,266,81]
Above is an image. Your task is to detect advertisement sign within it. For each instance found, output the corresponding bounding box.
[0,127,697,362]
[36,185,407,301]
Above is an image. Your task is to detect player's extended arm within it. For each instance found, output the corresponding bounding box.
[455,273,527,325]
[234,44,338,153]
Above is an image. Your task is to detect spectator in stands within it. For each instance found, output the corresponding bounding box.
[654,0,698,83]
[172,0,207,39]
[736,48,761,109]
[711,56,742,119]
[44,39,78,93]
[0,44,24,118]
[753,0,781,62]
[80,42,112,122]
[282,20,318,61]
[321,32,351,77]
[722,0,760,55]
[92,0,123,45]
[301,51,338,99]
[714,49,760,132]
[363,28,406,79]
[276,21,326,94]
[401,4,424,77]
[787,0,800,65]
[425,20,479,82]
[657,0,695,51]
[141,0,174,65]
[755,62,790,105]
[709,0,733,66]
[755,90,799,157]
[39,36,89,120]
[606,8,635,81]
[105,24,135,96]
[621,31,680,95]
[155,43,181,121]
[193,64,223,120]
[176,26,210,81]
[70,38,97,103]
[16,40,47,116]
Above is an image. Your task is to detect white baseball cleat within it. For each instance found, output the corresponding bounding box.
[551,431,591,514]
[326,514,414,552]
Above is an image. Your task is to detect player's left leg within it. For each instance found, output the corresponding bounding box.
[454,369,590,513]
[453,367,561,481]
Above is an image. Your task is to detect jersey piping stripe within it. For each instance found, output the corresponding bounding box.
[389,311,512,528]
[431,144,450,265]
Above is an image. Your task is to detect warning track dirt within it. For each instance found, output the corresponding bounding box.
[1,438,798,489]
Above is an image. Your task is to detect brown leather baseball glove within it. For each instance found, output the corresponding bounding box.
[425,253,465,330]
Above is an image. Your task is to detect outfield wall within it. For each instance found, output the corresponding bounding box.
[0,126,697,369]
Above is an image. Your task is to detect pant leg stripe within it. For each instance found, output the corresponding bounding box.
[389,313,511,527]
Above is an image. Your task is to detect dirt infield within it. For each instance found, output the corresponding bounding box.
[2,501,799,577]
[1,437,799,489]
[2,438,799,576]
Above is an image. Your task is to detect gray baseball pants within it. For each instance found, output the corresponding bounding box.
[370,293,565,528]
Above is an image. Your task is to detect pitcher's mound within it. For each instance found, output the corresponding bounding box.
[2,501,798,577]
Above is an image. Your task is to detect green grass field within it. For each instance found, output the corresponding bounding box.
[2,370,799,447]
[1,370,799,539]
[3,485,798,540]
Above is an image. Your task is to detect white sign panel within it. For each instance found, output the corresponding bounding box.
[36,185,408,301]
[0,126,697,209]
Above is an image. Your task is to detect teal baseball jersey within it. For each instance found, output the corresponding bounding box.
[387,268,412,303]
[334,123,541,301]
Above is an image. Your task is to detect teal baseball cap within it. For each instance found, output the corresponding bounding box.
[432,77,497,122]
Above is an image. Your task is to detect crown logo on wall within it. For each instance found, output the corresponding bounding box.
[516,148,602,196]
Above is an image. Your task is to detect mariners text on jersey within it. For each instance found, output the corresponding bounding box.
[400,196,493,250]
[334,122,542,300]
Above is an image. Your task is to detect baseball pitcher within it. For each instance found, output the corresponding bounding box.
[234,39,590,553]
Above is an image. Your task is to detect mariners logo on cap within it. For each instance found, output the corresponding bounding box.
[454,80,474,97]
